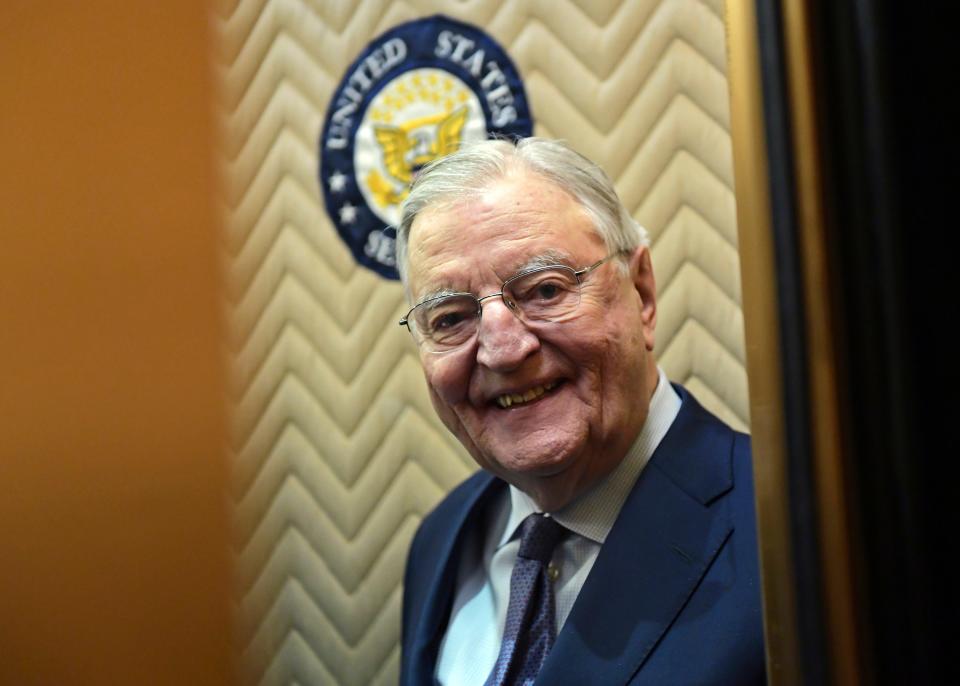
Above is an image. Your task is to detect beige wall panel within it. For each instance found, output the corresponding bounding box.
[217,1,746,683]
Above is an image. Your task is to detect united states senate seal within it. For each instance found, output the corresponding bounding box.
[319,15,533,280]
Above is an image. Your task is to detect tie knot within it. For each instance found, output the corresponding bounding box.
[517,513,565,563]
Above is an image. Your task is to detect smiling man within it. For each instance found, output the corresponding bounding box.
[397,138,765,685]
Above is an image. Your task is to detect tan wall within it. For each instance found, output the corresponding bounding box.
[0,2,230,684]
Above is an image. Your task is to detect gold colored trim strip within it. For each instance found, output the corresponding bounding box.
[725,3,801,683]
[781,4,861,684]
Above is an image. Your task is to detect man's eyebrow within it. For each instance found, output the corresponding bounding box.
[413,287,464,306]
[412,249,575,304]
[516,249,575,273]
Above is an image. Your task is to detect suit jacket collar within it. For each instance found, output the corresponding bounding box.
[536,385,736,684]
[405,470,502,684]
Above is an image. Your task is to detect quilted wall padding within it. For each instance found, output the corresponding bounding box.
[219,1,746,684]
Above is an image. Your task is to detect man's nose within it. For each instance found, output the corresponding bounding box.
[475,297,540,370]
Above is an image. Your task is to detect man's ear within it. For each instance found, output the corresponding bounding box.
[628,245,657,351]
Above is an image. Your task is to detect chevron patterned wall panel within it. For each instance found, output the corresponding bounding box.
[218,1,745,684]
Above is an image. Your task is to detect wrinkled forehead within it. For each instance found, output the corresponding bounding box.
[405,176,603,301]
[406,196,470,269]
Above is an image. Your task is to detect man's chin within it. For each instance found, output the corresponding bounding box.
[472,442,590,506]
[480,438,578,473]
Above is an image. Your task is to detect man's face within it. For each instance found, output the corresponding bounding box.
[406,170,659,510]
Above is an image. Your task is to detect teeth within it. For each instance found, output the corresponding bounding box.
[496,381,557,409]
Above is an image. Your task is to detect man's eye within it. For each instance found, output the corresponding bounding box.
[430,311,467,331]
[516,279,567,302]
[534,282,561,300]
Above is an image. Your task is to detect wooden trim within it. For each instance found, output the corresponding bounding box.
[725,3,801,683]
[780,4,861,683]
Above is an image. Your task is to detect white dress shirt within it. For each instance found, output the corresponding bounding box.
[436,368,682,686]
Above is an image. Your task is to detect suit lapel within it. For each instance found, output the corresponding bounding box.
[406,472,502,684]
[537,388,736,684]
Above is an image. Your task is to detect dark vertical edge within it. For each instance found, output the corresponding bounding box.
[810,1,955,681]
[753,1,831,683]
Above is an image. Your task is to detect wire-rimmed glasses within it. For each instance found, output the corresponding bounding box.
[399,252,624,353]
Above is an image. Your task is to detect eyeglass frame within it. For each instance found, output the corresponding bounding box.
[398,250,628,348]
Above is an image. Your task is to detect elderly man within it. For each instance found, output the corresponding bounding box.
[396,138,765,685]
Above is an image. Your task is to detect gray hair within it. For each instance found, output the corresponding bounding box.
[395,137,649,290]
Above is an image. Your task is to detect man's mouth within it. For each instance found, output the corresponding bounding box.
[494,380,560,409]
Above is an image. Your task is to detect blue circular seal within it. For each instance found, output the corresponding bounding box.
[319,15,533,280]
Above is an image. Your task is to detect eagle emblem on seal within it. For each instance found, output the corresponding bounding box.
[367,105,469,208]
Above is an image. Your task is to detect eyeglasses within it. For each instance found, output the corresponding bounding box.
[399,252,624,353]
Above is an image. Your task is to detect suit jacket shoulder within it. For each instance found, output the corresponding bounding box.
[537,386,765,684]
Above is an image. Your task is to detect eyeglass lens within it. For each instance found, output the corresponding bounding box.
[411,267,583,349]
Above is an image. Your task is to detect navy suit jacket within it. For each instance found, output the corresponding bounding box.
[401,385,766,685]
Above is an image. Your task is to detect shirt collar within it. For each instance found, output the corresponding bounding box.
[498,367,682,547]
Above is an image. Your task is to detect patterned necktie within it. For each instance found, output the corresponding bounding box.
[485,513,566,686]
